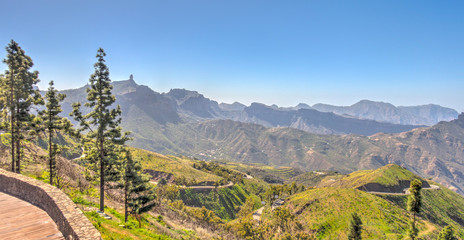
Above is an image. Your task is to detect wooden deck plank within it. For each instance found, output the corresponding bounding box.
[0,191,64,240]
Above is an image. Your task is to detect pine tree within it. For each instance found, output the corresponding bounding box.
[348,212,362,240]
[0,40,42,173]
[290,181,298,195]
[407,179,422,240]
[40,81,68,185]
[121,149,155,227]
[70,48,129,212]
[437,225,457,240]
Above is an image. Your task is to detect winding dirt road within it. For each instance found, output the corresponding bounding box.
[366,185,440,195]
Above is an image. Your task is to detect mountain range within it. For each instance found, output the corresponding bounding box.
[313,100,458,126]
[56,77,464,195]
[58,77,440,134]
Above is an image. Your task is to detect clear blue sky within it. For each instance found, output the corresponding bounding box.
[1,0,463,111]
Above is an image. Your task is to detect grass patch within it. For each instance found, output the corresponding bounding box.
[84,210,171,240]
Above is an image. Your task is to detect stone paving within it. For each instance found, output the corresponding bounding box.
[0,168,102,240]
[0,191,64,240]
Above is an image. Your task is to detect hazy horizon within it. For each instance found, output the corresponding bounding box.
[2,1,463,112]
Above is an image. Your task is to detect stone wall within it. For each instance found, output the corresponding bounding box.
[0,168,101,240]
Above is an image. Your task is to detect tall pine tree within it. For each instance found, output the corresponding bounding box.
[40,81,68,185]
[407,179,422,240]
[71,48,129,212]
[121,149,155,227]
[0,40,42,173]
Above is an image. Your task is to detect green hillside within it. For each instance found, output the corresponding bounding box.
[0,132,266,239]
[288,170,342,187]
[3,133,464,239]
[285,187,417,239]
[218,160,304,184]
[246,165,464,239]
[381,183,464,237]
[130,147,222,183]
[326,164,421,189]
[3,126,464,239]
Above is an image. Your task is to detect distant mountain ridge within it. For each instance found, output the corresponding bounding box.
[158,87,423,135]
[58,77,424,136]
[312,99,458,126]
[236,102,419,135]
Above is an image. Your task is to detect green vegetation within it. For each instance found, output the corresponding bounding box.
[5,129,464,240]
[70,48,130,212]
[437,225,457,240]
[284,187,415,239]
[380,182,464,238]
[248,166,464,239]
[218,160,305,184]
[132,148,222,183]
[262,182,306,203]
[180,184,250,220]
[39,80,69,186]
[84,210,171,240]
[0,40,43,173]
[121,149,156,226]
[348,212,363,240]
[329,164,420,189]
[193,160,243,185]
[289,170,342,187]
[408,179,423,240]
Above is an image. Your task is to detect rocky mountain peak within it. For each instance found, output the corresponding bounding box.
[218,102,246,111]
[166,89,204,105]
[295,103,312,109]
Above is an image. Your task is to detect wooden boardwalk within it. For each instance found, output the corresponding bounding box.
[0,191,64,240]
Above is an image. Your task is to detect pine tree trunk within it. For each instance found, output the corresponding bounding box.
[15,106,20,173]
[10,74,15,172]
[16,138,20,173]
[49,126,53,185]
[10,108,15,172]
[412,212,416,240]
[98,78,105,213]
[124,181,128,223]
[99,137,104,212]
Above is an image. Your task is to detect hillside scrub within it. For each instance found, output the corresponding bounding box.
[281,188,427,239]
